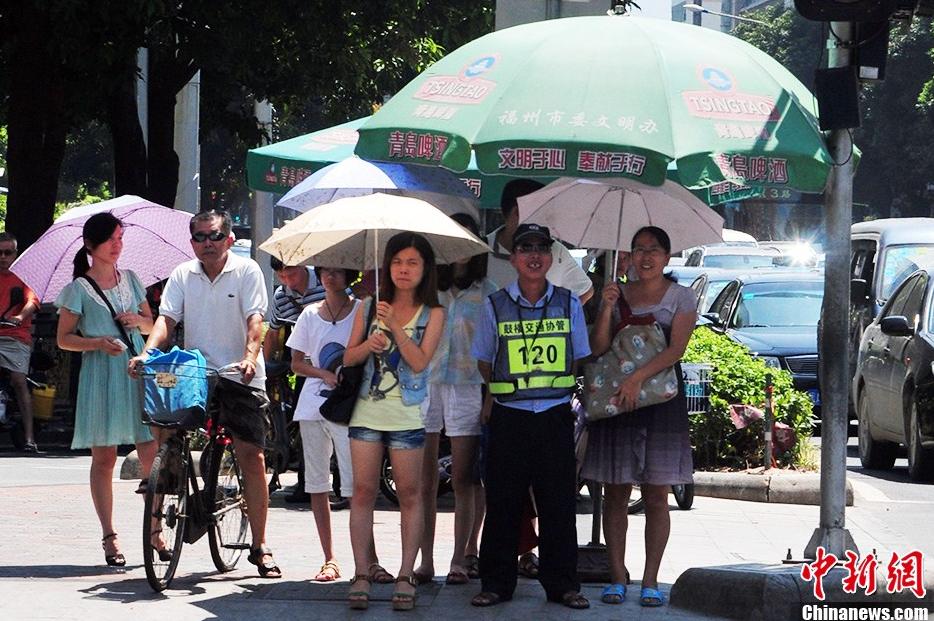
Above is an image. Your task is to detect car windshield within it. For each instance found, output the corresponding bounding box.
[700,280,730,313]
[733,281,823,328]
[880,244,934,301]
[704,254,775,269]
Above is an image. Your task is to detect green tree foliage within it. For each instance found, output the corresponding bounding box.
[0,1,158,244]
[0,1,494,244]
[734,10,934,219]
[861,19,934,218]
[683,327,814,470]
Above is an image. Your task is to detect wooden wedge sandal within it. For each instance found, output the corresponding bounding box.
[348,575,371,610]
[391,574,418,611]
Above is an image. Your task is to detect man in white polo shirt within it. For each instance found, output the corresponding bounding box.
[131,209,281,578]
[486,179,593,306]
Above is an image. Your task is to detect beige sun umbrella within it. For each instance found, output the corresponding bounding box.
[259,193,490,299]
[517,177,724,279]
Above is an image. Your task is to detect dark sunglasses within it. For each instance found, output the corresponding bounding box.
[191,230,227,243]
[0,249,16,257]
[516,243,552,254]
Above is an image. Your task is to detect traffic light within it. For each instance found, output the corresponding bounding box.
[793,0,896,21]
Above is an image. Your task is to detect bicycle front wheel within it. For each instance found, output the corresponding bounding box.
[672,483,695,510]
[143,438,188,592]
[207,441,249,572]
[627,484,645,514]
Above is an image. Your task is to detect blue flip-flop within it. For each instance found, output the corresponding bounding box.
[601,583,626,604]
[640,586,665,607]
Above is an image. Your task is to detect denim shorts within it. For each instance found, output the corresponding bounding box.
[348,426,426,450]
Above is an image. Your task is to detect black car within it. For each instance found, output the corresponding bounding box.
[704,271,824,410]
[689,269,754,314]
[852,269,934,481]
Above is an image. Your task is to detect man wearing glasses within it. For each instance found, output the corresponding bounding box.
[0,233,41,453]
[470,223,591,610]
[131,209,281,578]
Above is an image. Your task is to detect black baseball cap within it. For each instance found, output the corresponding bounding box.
[512,223,555,248]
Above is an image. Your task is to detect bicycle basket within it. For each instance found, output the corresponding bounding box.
[680,363,713,415]
[141,347,209,429]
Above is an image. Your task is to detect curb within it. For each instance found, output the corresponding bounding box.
[670,564,933,620]
[692,470,853,506]
[124,457,847,506]
[120,449,202,480]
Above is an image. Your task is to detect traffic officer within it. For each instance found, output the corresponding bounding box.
[470,223,591,610]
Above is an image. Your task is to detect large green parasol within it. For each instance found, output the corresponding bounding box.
[355,16,838,196]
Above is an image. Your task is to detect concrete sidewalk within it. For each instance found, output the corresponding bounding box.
[1,458,930,621]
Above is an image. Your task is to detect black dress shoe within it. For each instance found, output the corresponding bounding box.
[330,496,350,511]
[284,490,311,503]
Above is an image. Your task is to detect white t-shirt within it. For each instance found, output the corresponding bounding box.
[286,298,360,422]
[486,227,593,298]
[159,253,268,390]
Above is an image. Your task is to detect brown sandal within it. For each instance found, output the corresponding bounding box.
[368,562,395,584]
[471,591,507,607]
[517,551,539,578]
[464,554,480,579]
[392,574,418,611]
[413,570,434,585]
[314,560,340,582]
[559,590,590,609]
[247,545,282,579]
[445,569,469,585]
[348,574,370,610]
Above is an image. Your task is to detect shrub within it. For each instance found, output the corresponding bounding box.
[682,327,814,470]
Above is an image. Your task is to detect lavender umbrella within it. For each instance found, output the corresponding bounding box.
[11,195,196,302]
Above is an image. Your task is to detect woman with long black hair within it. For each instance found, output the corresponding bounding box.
[583,226,697,608]
[55,212,160,566]
[342,232,445,611]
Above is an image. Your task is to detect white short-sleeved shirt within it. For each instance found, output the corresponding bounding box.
[159,253,268,389]
[286,299,360,422]
[486,227,593,298]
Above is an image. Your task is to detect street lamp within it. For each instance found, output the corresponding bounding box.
[682,3,769,26]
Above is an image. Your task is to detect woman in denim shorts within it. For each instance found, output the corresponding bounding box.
[414,213,496,586]
[342,232,445,611]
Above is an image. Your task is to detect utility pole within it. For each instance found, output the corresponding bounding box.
[251,99,275,291]
[805,21,858,560]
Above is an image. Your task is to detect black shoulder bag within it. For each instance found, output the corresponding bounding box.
[81,275,139,357]
[319,298,376,425]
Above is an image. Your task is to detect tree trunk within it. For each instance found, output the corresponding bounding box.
[145,45,198,209]
[5,4,67,248]
[107,62,149,198]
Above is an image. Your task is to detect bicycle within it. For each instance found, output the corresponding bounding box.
[139,362,250,592]
[264,359,301,493]
[379,432,453,505]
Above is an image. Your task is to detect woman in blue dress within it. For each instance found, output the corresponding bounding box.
[56,212,159,566]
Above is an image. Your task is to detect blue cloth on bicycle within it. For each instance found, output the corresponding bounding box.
[143,347,209,428]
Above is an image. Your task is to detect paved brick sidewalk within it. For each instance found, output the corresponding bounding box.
[0,456,924,621]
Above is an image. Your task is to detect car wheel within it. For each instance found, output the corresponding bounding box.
[857,390,896,470]
[906,400,934,482]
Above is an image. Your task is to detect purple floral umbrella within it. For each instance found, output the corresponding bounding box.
[11,195,196,302]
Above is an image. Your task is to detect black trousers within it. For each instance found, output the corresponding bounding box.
[479,401,579,600]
